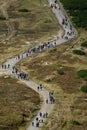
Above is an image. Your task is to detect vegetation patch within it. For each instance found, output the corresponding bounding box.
[60,0,87,29]
[73,50,85,55]
[72,120,81,125]
[81,41,87,47]
[18,8,29,12]
[0,16,6,20]
[57,69,65,75]
[77,69,87,80]
[81,85,87,93]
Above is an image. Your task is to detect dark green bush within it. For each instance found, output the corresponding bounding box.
[57,69,64,75]
[18,9,29,12]
[0,16,6,20]
[77,69,87,80]
[81,41,87,47]
[60,0,87,29]
[73,50,85,55]
[81,86,87,92]
[72,120,81,125]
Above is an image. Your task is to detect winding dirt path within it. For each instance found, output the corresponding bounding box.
[0,0,77,130]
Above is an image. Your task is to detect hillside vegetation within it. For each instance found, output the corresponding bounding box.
[60,0,87,29]
[17,39,87,130]
[0,0,59,42]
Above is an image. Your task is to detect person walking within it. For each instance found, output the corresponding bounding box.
[32,122,34,126]
[46,99,48,104]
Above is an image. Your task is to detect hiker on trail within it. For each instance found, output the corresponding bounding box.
[32,122,34,126]
[4,64,6,69]
[8,64,10,68]
[46,112,48,118]
[53,97,55,104]
[55,0,57,3]
[43,113,46,118]
[40,83,43,90]
[18,54,20,59]
[46,99,48,104]
[37,86,39,91]
[36,122,39,127]
[2,64,4,69]
[54,41,56,46]
[36,117,39,122]
[15,68,18,74]
[39,119,43,123]
[51,3,53,8]
[39,112,42,117]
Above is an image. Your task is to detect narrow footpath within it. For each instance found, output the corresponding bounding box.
[0,0,77,130]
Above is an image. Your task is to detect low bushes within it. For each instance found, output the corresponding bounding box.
[0,16,6,20]
[73,49,85,55]
[77,69,87,80]
[81,85,87,92]
[81,41,87,47]
[72,120,81,125]
[60,0,87,29]
[57,69,64,75]
[18,9,29,12]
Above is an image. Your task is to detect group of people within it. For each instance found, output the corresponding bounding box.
[31,91,55,128]
[46,92,55,104]
[12,67,28,80]
[32,111,48,127]
[2,64,10,69]
[37,83,43,91]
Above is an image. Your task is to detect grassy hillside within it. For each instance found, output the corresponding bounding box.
[60,0,87,29]
[16,31,87,130]
[0,76,40,130]
[0,0,59,42]
[0,0,60,64]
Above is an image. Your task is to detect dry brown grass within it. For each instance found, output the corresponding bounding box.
[0,76,40,130]
[16,29,87,130]
[0,0,60,42]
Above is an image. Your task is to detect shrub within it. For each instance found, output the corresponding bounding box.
[18,9,29,12]
[73,49,85,55]
[81,41,87,47]
[60,0,87,29]
[0,16,6,20]
[77,69,87,78]
[45,78,52,82]
[81,85,87,92]
[77,69,87,80]
[72,120,81,125]
[57,69,64,75]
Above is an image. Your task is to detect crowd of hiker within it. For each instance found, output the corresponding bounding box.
[31,90,55,127]
[32,111,49,127]
[1,1,74,128]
